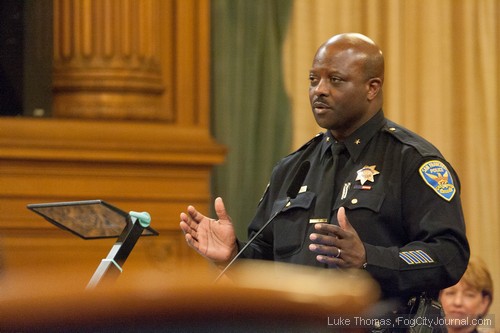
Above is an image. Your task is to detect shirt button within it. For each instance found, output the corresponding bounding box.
[351,198,358,204]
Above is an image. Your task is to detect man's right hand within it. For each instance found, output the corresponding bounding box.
[179,197,238,264]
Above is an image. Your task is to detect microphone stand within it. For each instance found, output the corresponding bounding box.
[213,160,310,283]
[214,198,291,283]
[86,211,151,289]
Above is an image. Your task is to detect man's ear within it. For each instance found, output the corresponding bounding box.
[367,77,382,101]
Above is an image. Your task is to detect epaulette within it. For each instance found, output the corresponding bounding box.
[285,132,324,157]
[383,121,442,157]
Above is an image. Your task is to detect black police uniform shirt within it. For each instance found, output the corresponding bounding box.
[238,110,469,299]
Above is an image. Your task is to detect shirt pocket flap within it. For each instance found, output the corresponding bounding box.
[342,191,385,213]
[271,191,315,214]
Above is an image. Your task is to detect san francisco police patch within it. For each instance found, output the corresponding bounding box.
[419,160,456,201]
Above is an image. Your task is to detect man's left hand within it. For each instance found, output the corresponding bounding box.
[309,207,367,268]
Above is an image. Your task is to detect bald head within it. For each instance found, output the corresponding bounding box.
[316,33,384,83]
[309,33,385,139]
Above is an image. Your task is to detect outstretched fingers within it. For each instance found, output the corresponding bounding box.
[214,197,230,223]
[180,220,202,253]
[180,208,201,244]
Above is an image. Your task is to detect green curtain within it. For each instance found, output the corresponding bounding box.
[211,0,293,239]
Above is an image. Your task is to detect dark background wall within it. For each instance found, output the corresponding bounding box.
[0,1,24,116]
[0,0,52,118]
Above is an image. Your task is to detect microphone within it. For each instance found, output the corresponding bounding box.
[286,160,310,199]
[214,160,310,282]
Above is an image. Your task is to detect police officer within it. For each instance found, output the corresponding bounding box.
[180,33,469,306]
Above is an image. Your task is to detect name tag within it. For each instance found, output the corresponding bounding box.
[309,218,327,224]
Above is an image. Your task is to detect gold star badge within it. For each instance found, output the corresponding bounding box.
[356,165,380,185]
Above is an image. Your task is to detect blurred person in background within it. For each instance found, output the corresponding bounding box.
[440,256,494,333]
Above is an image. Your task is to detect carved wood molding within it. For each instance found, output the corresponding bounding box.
[0,0,222,274]
[51,0,211,123]
[0,117,225,166]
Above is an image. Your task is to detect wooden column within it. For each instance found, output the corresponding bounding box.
[0,0,224,282]
[52,0,164,120]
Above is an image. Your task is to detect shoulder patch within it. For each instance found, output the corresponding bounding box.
[419,160,456,201]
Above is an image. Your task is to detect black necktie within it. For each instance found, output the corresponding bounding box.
[314,141,346,222]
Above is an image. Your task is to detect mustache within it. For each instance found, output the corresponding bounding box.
[312,97,330,107]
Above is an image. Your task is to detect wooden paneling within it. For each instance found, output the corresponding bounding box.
[0,116,224,278]
[0,0,223,283]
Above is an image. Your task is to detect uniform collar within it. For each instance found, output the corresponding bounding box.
[320,132,334,160]
[322,109,386,163]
